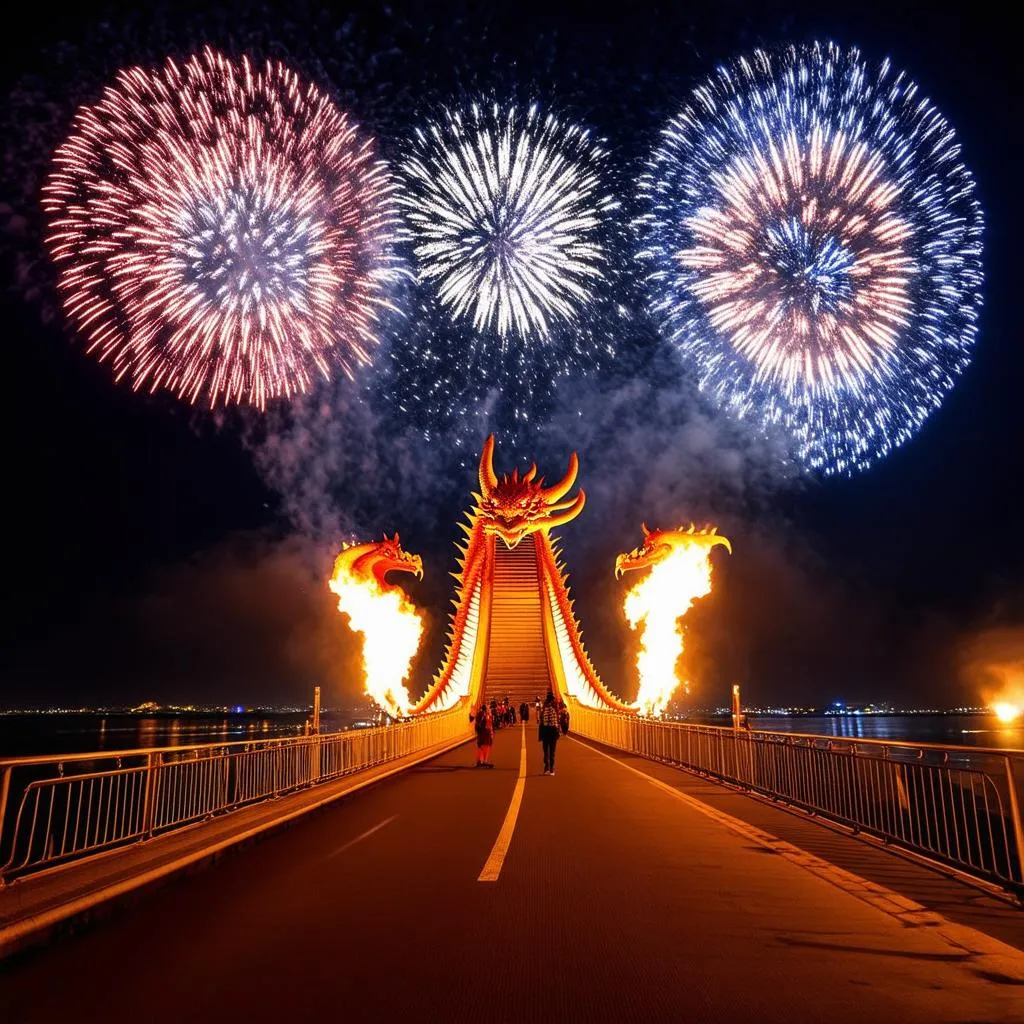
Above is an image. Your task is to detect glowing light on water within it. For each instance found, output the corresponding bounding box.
[992,702,1021,725]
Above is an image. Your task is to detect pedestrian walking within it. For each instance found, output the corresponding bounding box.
[539,691,560,776]
[519,701,529,724]
[471,702,494,768]
[558,700,570,736]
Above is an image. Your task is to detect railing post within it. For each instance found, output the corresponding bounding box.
[1004,756,1024,884]
[140,752,159,839]
[0,765,12,887]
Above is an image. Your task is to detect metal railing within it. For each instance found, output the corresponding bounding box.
[0,703,470,884]
[571,703,1024,897]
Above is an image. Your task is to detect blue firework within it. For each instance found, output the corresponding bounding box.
[639,42,984,474]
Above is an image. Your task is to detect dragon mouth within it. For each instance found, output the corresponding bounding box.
[615,547,662,579]
[389,555,423,579]
[483,521,530,549]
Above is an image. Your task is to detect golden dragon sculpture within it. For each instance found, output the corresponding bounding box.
[412,435,631,713]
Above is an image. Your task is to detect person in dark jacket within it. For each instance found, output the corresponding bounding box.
[471,702,494,767]
[519,701,529,724]
[538,691,560,775]
[557,700,570,736]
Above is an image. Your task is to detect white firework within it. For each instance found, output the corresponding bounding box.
[400,101,616,342]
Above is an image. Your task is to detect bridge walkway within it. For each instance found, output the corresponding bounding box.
[1,728,1022,1023]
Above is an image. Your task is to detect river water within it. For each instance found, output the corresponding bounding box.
[741,713,1024,750]
[0,710,1021,759]
[0,711,369,759]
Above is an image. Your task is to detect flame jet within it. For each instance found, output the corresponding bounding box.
[615,524,732,717]
[329,534,425,718]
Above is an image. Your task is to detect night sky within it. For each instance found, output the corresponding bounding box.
[1,0,1021,710]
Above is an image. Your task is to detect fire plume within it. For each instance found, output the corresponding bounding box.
[986,673,1023,726]
[962,637,1024,727]
[329,534,424,718]
[993,702,1021,725]
[615,524,731,717]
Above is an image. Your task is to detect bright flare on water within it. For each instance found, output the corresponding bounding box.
[992,702,1022,725]
[44,47,399,408]
[639,42,983,475]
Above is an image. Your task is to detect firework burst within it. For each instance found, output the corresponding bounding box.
[402,101,616,340]
[639,43,983,474]
[43,47,399,408]
[386,101,621,435]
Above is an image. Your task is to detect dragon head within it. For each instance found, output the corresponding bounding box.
[615,523,732,578]
[475,434,586,549]
[332,533,424,592]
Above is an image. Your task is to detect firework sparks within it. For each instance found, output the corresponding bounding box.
[639,43,983,474]
[402,101,616,340]
[615,524,731,717]
[43,47,399,408]
[385,101,620,435]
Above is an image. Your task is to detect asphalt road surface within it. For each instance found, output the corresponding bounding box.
[2,726,1022,1023]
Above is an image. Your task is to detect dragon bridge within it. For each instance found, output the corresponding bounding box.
[413,435,631,714]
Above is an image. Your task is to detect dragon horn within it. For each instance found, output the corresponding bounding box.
[549,496,582,513]
[545,489,586,530]
[479,434,499,497]
[523,463,537,483]
[540,450,580,503]
[641,522,649,537]
[708,535,732,555]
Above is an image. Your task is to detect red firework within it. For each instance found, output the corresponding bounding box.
[43,47,398,408]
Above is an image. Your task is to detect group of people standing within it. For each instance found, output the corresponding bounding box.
[469,691,569,774]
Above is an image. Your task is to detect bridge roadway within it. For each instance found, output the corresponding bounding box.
[2,726,1023,1023]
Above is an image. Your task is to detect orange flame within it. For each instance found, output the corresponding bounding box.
[617,524,731,717]
[984,668,1024,725]
[993,701,1022,724]
[328,537,424,718]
